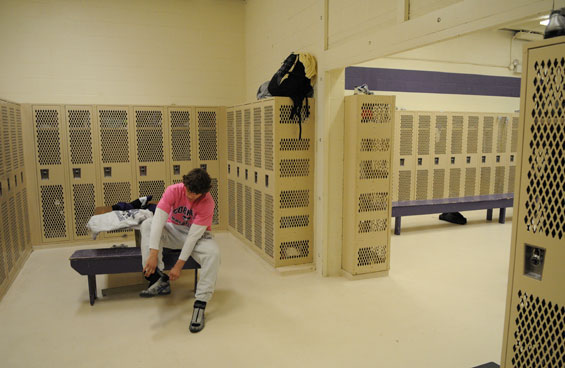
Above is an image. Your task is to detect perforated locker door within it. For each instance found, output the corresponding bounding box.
[342,96,394,275]
[95,106,136,237]
[0,176,16,276]
[413,112,433,200]
[133,106,168,202]
[32,105,71,242]
[502,39,565,368]
[273,98,315,267]
[195,107,221,227]
[493,114,510,194]
[168,107,196,185]
[447,113,465,198]
[430,113,449,200]
[0,102,5,179]
[0,191,8,294]
[393,112,415,202]
[463,114,481,197]
[507,114,519,195]
[64,106,101,240]
[261,101,276,264]
[479,114,496,195]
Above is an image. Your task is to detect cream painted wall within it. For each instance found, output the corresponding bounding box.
[348,29,525,113]
[0,0,245,106]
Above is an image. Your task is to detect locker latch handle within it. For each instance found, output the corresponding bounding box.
[451,157,455,164]
[245,169,248,180]
[7,178,10,190]
[417,158,422,166]
[400,158,405,166]
[496,155,501,163]
[0,182,2,196]
[466,156,471,164]
[200,164,207,171]
[40,169,49,180]
[173,165,180,175]
[73,168,81,179]
[228,164,231,174]
[482,156,486,163]
[15,174,18,186]
[104,167,112,177]
[139,166,147,176]
[237,167,240,177]
[510,155,514,162]
[255,172,258,183]
[434,157,439,165]
[265,174,269,188]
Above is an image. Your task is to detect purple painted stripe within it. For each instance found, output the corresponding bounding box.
[345,67,521,97]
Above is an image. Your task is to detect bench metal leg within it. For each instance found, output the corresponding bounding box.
[394,216,401,235]
[194,269,198,293]
[88,275,97,306]
[499,208,506,224]
[486,209,493,221]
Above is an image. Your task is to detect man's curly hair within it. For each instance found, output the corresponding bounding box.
[182,168,212,194]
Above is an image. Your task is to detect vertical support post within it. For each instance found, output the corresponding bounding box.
[486,208,493,221]
[499,207,506,224]
[87,274,97,306]
[395,216,402,235]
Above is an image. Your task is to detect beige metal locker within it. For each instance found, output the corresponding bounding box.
[343,95,394,276]
[507,114,519,194]
[478,114,496,195]
[431,113,449,199]
[32,105,72,242]
[393,112,415,202]
[501,37,565,368]
[167,107,196,185]
[414,112,433,200]
[493,114,510,194]
[463,114,480,197]
[0,104,5,179]
[64,106,101,240]
[448,113,465,198]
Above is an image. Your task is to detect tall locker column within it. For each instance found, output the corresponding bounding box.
[96,106,136,238]
[501,37,565,368]
[167,107,196,185]
[478,114,496,195]
[393,112,415,202]
[32,106,71,242]
[226,108,236,232]
[262,102,275,263]
[448,113,465,198]
[507,114,519,194]
[235,107,244,237]
[493,114,510,194]
[414,112,433,200]
[463,114,480,197]
[252,103,264,253]
[431,113,449,200]
[65,106,100,240]
[133,106,168,202]
[342,95,394,277]
[241,106,253,241]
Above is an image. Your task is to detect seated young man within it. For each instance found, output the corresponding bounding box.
[140,168,220,333]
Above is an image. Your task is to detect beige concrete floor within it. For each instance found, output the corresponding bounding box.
[0,209,513,368]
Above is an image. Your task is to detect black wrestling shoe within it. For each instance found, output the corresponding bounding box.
[189,300,206,333]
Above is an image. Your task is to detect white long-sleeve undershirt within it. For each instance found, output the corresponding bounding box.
[149,207,207,262]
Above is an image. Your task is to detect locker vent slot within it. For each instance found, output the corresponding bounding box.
[245,186,252,241]
[254,107,262,168]
[72,184,95,236]
[511,117,519,152]
[16,192,25,255]
[360,138,390,152]
[480,167,491,195]
[23,188,30,245]
[511,291,564,368]
[432,169,445,199]
[170,110,190,128]
[357,245,386,266]
[10,107,16,170]
[508,166,516,194]
[264,106,273,170]
[103,182,131,205]
[69,128,93,165]
[358,192,388,212]
[1,201,13,271]
[280,138,310,151]
[99,110,128,129]
[244,109,251,165]
[398,170,411,201]
[280,215,309,228]
[280,103,310,124]
[280,190,309,209]
[358,219,388,234]
[0,106,5,176]
[228,179,235,228]
[482,116,494,153]
[16,107,23,168]
[254,190,262,249]
[227,110,234,162]
[496,116,508,153]
[434,115,447,154]
[135,110,162,128]
[137,130,164,162]
[100,130,129,163]
[139,181,165,202]
[40,185,67,238]
[9,197,20,260]
[236,182,243,235]
[236,110,242,164]
[464,168,477,197]
[171,130,191,161]
[451,115,463,154]
[280,240,309,260]
[359,160,388,180]
[417,115,431,155]
[400,114,413,156]
[494,166,505,194]
[264,194,274,257]
[211,178,219,225]
[280,159,309,177]
[198,111,217,161]
[467,116,479,154]
[35,109,61,166]
[416,170,429,200]
[360,103,391,124]
[448,168,461,198]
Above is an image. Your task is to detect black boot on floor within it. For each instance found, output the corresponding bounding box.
[439,212,467,225]
[190,300,206,333]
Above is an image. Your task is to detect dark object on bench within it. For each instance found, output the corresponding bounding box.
[439,212,467,225]
[472,363,499,368]
[392,193,513,235]
[70,247,200,305]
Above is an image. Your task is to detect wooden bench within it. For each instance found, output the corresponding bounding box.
[391,193,514,235]
[70,247,200,305]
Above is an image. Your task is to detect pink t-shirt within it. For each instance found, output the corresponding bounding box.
[157,183,215,230]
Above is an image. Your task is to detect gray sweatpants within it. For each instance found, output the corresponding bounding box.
[140,218,220,302]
